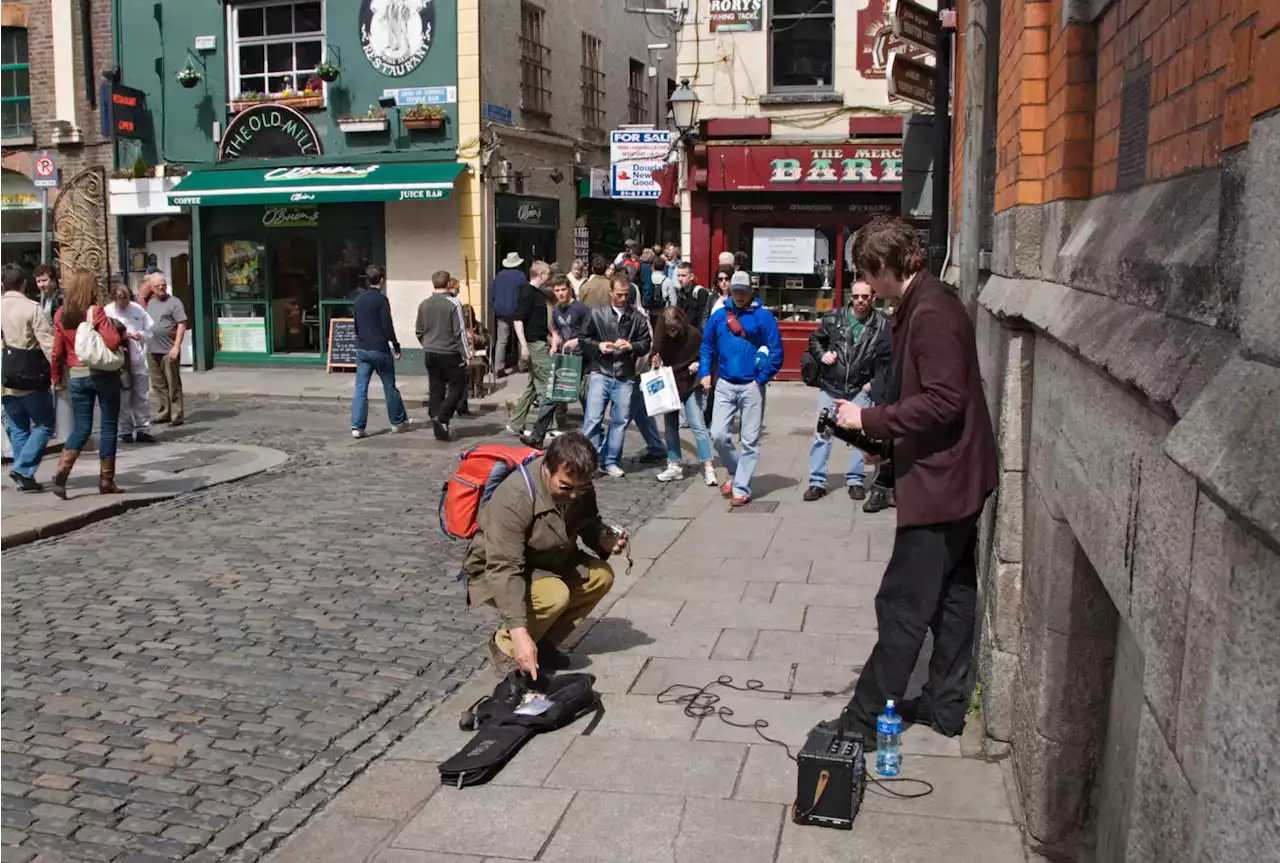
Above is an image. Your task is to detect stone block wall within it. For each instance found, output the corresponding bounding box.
[954,1,1280,861]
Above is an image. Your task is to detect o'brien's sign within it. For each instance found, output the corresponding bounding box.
[263,165,380,181]
[709,144,904,192]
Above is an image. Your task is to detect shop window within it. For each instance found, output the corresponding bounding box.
[628,59,648,125]
[229,0,324,99]
[322,236,373,301]
[581,33,605,137]
[770,0,834,91]
[1,26,31,140]
[520,3,551,117]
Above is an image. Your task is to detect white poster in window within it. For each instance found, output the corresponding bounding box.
[753,228,817,274]
[217,317,267,353]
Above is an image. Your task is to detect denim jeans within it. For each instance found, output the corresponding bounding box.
[807,388,874,487]
[664,389,713,464]
[66,373,121,459]
[351,349,409,431]
[628,377,667,456]
[710,379,765,498]
[582,372,635,469]
[2,390,55,478]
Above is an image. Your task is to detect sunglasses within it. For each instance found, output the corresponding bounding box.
[717,275,731,281]
[554,479,595,495]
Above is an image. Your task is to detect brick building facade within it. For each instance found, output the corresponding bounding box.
[1,0,116,280]
[947,0,1279,861]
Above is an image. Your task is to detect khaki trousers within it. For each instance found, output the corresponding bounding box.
[147,353,184,423]
[494,553,615,655]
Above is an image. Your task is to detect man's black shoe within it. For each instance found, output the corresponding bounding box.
[537,642,572,672]
[863,485,893,513]
[134,432,157,444]
[456,408,476,418]
[432,419,450,441]
[9,470,43,492]
[519,430,545,449]
[848,483,867,501]
[636,450,666,464]
[899,697,965,737]
[803,485,827,502]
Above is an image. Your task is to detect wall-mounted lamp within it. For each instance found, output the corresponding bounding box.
[668,78,699,140]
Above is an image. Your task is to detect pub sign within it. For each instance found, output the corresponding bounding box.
[707,144,904,193]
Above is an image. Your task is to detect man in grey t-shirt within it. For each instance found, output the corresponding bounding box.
[144,271,188,425]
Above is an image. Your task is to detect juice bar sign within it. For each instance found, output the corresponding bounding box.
[708,144,904,193]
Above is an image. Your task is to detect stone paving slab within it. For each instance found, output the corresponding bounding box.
[692,694,850,749]
[672,600,805,630]
[860,755,1016,824]
[710,556,814,582]
[575,622,722,659]
[542,737,746,798]
[626,574,750,603]
[537,791,684,863]
[391,786,574,859]
[327,759,440,821]
[268,814,397,863]
[625,518,690,559]
[801,603,880,634]
[628,658,796,698]
[807,559,890,584]
[590,694,701,741]
[0,442,287,547]
[602,597,687,628]
[776,811,1027,863]
[750,630,841,663]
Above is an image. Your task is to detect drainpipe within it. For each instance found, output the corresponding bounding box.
[958,0,988,315]
[928,0,955,276]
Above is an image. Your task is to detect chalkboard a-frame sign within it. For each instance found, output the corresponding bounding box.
[326,318,358,372]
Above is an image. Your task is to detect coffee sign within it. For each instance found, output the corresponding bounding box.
[219,104,323,161]
[708,144,904,193]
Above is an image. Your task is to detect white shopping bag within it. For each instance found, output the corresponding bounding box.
[640,366,681,417]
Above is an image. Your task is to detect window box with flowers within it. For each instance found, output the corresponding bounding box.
[404,104,445,130]
[230,76,325,113]
[337,106,388,133]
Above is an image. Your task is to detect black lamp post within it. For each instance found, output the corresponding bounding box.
[667,78,699,142]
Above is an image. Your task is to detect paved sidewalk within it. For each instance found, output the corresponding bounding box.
[264,424,1026,863]
[1,442,287,547]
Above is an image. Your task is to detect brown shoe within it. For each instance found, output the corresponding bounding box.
[51,449,80,500]
[98,457,124,494]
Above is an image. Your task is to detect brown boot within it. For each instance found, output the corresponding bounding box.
[51,449,80,500]
[98,457,123,494]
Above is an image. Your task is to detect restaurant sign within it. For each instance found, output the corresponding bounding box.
[708,144,904,193]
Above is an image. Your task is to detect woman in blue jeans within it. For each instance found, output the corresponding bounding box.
[650,308,716,485]
[49,269,126,499]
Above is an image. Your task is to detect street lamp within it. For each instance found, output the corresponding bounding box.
[668,79,699,139]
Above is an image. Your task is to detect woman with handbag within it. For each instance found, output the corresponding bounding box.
[49,268,126,498]
[651,307,716,486]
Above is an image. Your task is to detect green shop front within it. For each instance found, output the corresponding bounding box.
[167,160,462,366]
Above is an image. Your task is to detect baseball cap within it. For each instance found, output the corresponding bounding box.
[729,271,752,291]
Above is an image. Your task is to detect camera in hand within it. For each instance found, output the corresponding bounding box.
[815,407,890,458]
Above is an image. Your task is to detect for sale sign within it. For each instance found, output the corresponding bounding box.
[708,0,763,32]
[609,129,672,200]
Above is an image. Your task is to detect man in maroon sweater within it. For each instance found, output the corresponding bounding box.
[831,217,998,744]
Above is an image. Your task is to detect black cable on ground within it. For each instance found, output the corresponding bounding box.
[656,675,935,800]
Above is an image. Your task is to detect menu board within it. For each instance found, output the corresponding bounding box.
[326,318,358,371]
[216,317,267,353]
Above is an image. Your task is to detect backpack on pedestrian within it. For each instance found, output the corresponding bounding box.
[438,444,541,540]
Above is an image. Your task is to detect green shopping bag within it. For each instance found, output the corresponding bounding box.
[546,351,583,403]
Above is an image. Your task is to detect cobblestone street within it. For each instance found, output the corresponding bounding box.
[1,401,689,863]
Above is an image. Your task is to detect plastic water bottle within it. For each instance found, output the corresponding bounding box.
[876,700,902,776]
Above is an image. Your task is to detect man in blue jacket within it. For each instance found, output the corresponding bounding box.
[698,270,783,506]
[491,252,526,377]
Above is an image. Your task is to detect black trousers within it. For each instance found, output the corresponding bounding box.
[424,352,466,424]
[844,512,979,737]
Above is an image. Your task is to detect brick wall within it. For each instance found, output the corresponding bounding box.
[0,0,116,271]
[959,0,1280,212]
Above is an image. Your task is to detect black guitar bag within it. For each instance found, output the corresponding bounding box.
[438,672,603,788]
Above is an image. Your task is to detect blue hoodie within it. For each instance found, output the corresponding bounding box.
[698,298,784,385]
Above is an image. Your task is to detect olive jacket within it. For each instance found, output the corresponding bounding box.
[464,457,614,629]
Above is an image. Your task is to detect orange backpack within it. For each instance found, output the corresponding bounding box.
[439,444,542,540]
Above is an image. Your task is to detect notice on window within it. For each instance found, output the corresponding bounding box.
[217,317,267,353]
[752,228,817,274]
[709,0,763,31]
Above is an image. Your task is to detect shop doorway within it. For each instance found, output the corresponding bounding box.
[268,234,321,354]
[145,233,196,368]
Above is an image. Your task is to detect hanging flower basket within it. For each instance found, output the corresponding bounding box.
[176,68,201,89]
[404,116,445,130]
[315,62,341,83]
[338,116,389,133]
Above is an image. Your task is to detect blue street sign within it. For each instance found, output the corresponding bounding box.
[482,102,513,125]
[381,86,457,106]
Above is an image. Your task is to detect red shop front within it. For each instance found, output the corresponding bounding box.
[686,135,903,381]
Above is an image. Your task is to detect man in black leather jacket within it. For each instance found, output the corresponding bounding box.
[803,280,892,501]
[579,273,653,478]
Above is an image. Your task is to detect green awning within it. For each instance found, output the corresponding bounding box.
[166,162,466,207]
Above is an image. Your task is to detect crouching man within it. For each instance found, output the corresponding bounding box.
[465,432,627,679]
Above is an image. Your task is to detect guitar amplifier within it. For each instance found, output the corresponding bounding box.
[791,721,867,830]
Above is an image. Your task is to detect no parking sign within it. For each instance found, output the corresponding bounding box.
[32,152,59,188]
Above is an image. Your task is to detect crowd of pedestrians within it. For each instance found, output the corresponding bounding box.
[2,264,187,497]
